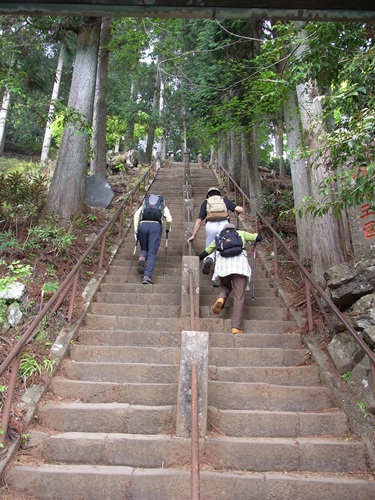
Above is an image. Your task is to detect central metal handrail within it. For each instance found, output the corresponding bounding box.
[213,159,375,393]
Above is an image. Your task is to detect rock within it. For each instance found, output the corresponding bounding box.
[363,326,375,351]
[7,302,23,326]
[0,281,26,300]
[327,331,365,375]
[324,258,375,308]
[349,294,375,331]
[348,357,375,414]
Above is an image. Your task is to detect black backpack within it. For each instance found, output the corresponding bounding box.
[216,227,243,257]
[141,194,164,222]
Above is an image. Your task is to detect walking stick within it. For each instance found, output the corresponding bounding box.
[251,242,257,302]
[163,229,170,275]
[125,234,138,283]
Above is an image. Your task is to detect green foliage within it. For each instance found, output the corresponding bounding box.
[0,231,22,251]
[0,260,32,292]
[42,281,59,294]
[27,223,77,255]
[342,371,352,383]
[0,169,48,230]
[19,353,54,381]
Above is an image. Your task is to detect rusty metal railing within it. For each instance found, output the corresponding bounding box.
[191,362,200,500]
[0,161,159,451]
[213,159,375,394]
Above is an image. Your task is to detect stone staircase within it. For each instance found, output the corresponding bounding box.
[5,163,375,499]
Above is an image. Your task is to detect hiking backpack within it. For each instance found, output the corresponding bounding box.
[215,227,244,257]
[141,194,164,222]
[206,195,228,221]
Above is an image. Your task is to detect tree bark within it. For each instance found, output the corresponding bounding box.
[241,127,262,210]
[90,17,112,177]
[45,18,101,220]
[230,127,241,184]
[0,87,10,155]
[41,42,65,167]
[284,89,313,263]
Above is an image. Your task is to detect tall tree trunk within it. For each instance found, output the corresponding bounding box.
[90,17,112,177]
[41,42,65,167]
[217,132,228,169]
[45,18,101,220]
[230,127,241,184]
[124,80,136,152]
[241,127,262,210]
[145,69,160,163]
[276,111,285,179]
[156,70,165,160]
[0,87,10,155]
[294,23,349,282]
[284,89,313,263]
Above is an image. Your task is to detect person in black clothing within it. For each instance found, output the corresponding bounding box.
[188,187,244,274]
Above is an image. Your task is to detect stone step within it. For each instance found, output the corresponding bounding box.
[102,272,182,284]
[7,465,375,500]
[51,379,178,404]
[82,314,297,333]
[62,360,179,382]
[210,346,308,366]
[210,365,320,385]
[37,402,175,434]
[83,314,191,332]
[34,433,367,473]
[200,304,289,321]
[75,330,302,349]
[207,408,349,437]
[200,294,282,307]
[98,282,181,294]
[69,345,180,364]
[94,291,181,305]
[208,381,334,411]
[89,303,181,318]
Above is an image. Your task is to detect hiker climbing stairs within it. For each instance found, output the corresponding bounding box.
[4,161,375,499]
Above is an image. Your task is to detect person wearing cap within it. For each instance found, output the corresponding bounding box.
[188,187,244,275]
[199,224,262,334]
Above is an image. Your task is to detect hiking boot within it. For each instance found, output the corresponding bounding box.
[202,258,213,275]
[212,298,225,314]
[143,276,154,284]
[137,258,145,275]
[231,328,244,335]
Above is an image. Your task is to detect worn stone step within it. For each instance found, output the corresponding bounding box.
[209,364,320,385]
[99,282,181,294]
[94,291,180,305]
[208,381,334,411]
[83,314,190,332]
[197,317,298,334]
[51,379,177,404]
[70,345,180,364]
[82,314,297,334]
[207,408,349,437]
[210,346,308,367]
[75,330,302,349]
[37,402,175,434]
[200,294,283,307]
[89,303,181,318]
[199,283,278,297]
[7,465,375,500]
[63,360,179,382]
[39,433,367,473]
[201,304,289,321]
[76,329,182,347]
[103,272,182,283]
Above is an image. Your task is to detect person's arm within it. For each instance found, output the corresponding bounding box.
[188,218,203,242]
[198,239,216,260]
[225,197,243,215]
[242,231,262,244]
[163,206,173,231]
[133,207,142,234]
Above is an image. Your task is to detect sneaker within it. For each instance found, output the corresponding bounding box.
[202,258,213,275]
[212,298,225,315]
[137,258,145,275]
[231,328,244,335]
[143,276,154,284]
